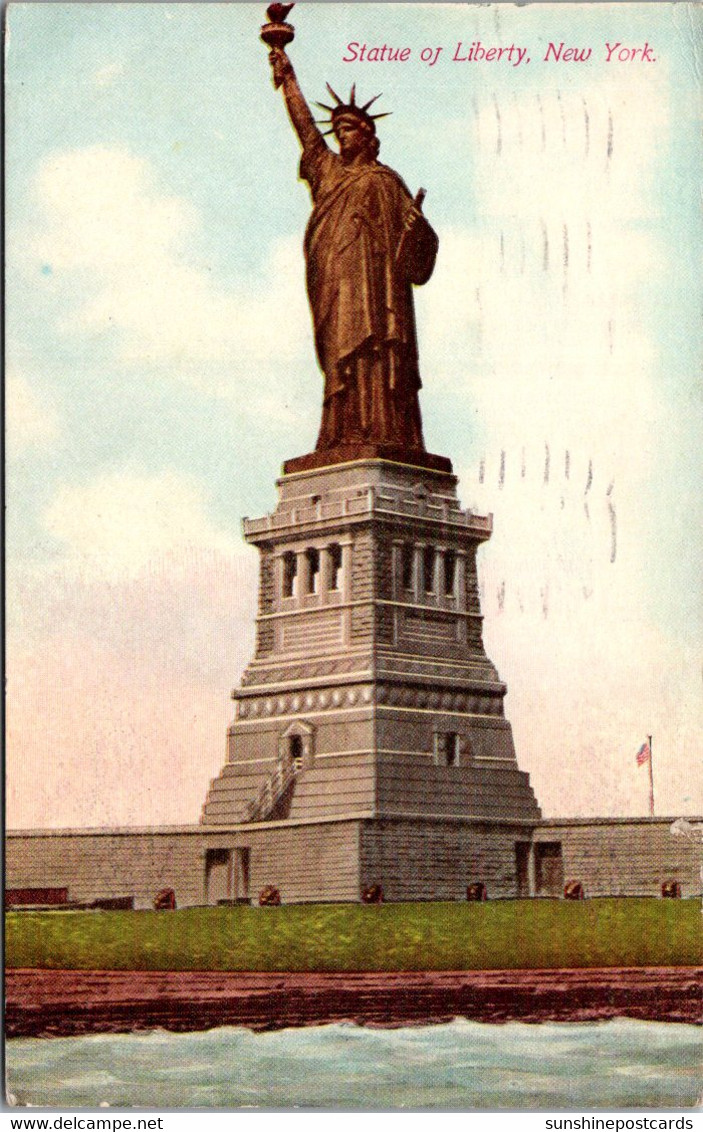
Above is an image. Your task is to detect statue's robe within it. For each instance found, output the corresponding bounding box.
[300,132,438,451]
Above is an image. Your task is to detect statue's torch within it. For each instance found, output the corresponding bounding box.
[260,3,296,87]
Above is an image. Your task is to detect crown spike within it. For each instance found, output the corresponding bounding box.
[314,101,335,113]
[349,83,356,105]
[370,112,392,120]
[361,93,382,112]
[321,128,336,136]
[325,82,343,105]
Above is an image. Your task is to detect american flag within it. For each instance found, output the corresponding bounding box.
[636,740,651,766]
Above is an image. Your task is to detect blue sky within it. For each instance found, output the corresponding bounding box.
[6,3,702,825]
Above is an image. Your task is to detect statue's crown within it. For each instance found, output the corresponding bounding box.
[315,84,390,136]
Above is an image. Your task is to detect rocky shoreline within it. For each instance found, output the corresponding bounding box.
[6,966,702,1038]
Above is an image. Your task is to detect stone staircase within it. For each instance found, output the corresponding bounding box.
[241,753,299,823]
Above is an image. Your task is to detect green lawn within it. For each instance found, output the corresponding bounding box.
[6,899,701,972]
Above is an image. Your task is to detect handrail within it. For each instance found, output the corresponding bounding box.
[242,752,299,822]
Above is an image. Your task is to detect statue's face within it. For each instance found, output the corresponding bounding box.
[335,119,368,160]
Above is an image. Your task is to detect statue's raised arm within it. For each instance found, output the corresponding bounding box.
[261,5,439,463]
[268,47,320,153]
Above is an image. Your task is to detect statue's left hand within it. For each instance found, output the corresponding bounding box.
[403,205,422,233]
[398,196,438,285]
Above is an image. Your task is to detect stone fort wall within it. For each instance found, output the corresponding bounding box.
[535,818,702,898]
[6,820,361,909]
[6,816,701,908]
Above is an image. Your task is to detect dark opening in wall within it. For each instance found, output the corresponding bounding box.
[282,552,297,598]
[423,545,436,593]
[329,543,342,590]
[206,848,232,905]
[435,731,459,767]
[401,543,414,590]
[445,732,459,766]
[306,547,320,594]
[515,841,531,898]
[444,549,457,595]
[535,842,564,897]
[289,734,303,771]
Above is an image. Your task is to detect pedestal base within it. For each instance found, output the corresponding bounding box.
[283,445,453,476]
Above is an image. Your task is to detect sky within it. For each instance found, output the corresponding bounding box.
[6,2,702,827]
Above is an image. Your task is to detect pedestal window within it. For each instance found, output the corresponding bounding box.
[289,733,304,772]
[328,543,342,591]
[305,548,320,594]
[282,552,297,598]
[401,543,414,592]
[279,721,315,772]
[423,545,436,594]
[434,730,460,767]
[443,549,457,596]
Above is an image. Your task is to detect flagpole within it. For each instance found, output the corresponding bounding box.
[647,733,655,817]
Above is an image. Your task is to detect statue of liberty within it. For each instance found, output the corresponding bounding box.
[264,10,439,458]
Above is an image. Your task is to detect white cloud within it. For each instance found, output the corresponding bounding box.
[5,371,60,455]
[25,146,311,394]
[92,62,124,88]
[8,467,258,826]
[43,468,242,580]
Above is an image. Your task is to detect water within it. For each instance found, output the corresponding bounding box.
[7,1019,702,1110]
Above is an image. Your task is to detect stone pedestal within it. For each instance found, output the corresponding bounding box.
[201,457,541,899]
[283,445,452,476]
